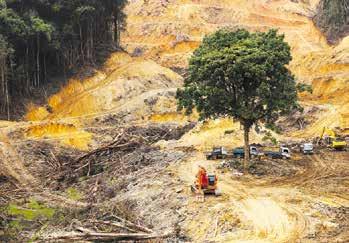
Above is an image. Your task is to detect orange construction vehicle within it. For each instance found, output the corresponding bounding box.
[191,166,221,196]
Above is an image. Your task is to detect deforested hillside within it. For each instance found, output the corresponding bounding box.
[17,0,349,133]
[122,0,349,135]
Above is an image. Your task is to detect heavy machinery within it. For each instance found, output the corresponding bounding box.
[206,147,228,160]
[232,146,263,159]
[319,127,347,150]
[299,143,314,154]
[191,166,221,196]
[264,146,291,159]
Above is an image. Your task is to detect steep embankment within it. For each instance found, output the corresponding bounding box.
[26,52,182,121]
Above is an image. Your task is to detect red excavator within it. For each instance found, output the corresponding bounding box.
[191,166,221,196]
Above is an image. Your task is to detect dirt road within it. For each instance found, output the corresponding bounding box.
[173,151,349,242]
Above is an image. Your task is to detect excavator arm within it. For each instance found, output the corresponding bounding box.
[321,127,336,139]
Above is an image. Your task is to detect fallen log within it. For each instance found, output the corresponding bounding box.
[112,215,154,233]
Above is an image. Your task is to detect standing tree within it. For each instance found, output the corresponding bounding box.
[176,29,299,171]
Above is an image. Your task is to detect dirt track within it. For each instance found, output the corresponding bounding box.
[174,151,349,242]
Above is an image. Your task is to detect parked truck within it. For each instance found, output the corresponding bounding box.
[264,146,291,159]
[206,147,228,160]
[299,143,314,154]
[232,146,263,158]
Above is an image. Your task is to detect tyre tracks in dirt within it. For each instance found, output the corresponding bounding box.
[174,154,309,242]
[260,151,349,207]
[175,150,348,242]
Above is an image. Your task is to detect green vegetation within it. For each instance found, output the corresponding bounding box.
[177,29,299,170]
[65,187,82,201]
[265,123,282,134]
[314,0,349,44]
[7,198,55,221]
[296,83,313,94]
[0,0,127,119]
[262,131,278,146]
[1,198,56,241]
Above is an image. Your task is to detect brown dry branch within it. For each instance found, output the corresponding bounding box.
[43,230,170,242]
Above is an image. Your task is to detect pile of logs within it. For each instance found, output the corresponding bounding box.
[73,124,193,177]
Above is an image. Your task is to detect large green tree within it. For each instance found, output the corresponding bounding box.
[177,29,299,170]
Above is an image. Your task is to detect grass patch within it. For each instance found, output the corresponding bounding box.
[6,198,55,221]
[65,187,82,201]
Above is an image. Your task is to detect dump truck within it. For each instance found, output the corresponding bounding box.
[232,146,263,158]
[206,147,228,160]
[264,146,291,159]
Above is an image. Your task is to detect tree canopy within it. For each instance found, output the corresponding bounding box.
[177,29,299,168]
[0,0,127,119]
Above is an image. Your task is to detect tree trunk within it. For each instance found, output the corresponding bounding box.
[36,34,40,87]
[43,53,47,83]
[113,11,117,43]
[114,9,120,47]
[1,59,5,114]
[79,23,85,64]
[243,122,251,173]
[5,73,10,120]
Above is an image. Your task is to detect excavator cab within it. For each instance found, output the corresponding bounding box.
[207,174,216,186]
